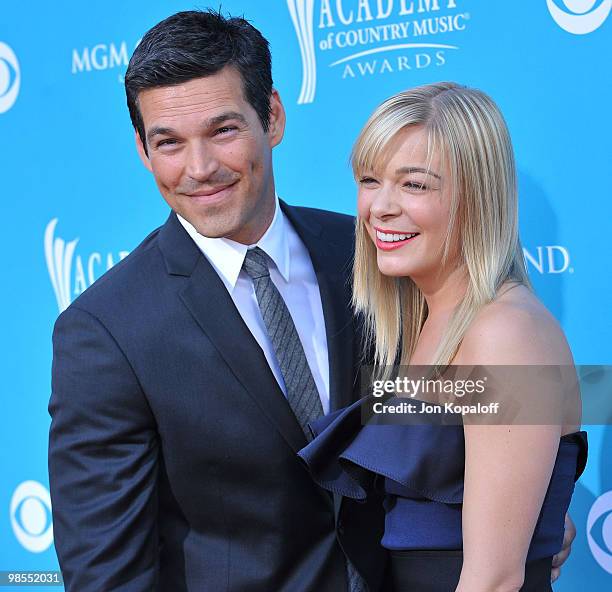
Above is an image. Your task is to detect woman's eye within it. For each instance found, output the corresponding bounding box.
[404,181,427,191]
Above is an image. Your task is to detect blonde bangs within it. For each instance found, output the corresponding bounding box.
[351,98,435,178]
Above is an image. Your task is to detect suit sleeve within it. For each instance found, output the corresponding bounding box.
[49,305,159,591]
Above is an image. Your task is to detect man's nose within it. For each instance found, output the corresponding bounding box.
[184,141,219,182]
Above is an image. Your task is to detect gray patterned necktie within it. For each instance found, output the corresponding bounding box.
[242,247,324,439]
[242,247,367,592]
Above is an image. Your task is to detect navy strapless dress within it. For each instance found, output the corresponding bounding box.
[298,396,587,592]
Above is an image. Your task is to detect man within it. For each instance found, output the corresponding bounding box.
[49,10,385,592]
[48,9,575,591]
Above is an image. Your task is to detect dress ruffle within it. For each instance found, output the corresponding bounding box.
[299,395,587,506]
[299,394,588,562]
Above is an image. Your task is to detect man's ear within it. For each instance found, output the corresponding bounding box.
[135,130,153,172]
[267,89,286,149]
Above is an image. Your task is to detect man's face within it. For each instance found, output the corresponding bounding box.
[135,67,285,244]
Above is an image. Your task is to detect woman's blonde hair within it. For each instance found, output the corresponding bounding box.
[352,82,531,370]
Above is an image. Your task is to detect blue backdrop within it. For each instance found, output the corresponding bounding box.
[1,1,611,589]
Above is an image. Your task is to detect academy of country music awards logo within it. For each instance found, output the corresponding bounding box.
[287,0,468,104]
[45,219,129,313]
[286,0,611,105]
[0,41,20,113]
[547,0,611,34]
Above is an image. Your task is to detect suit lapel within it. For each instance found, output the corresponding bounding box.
[157,205,358,455]
[158,212,307,453]
[281,202,357,413]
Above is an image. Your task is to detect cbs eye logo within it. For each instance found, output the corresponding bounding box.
[547,0,612,34]
[10,481,54,553]
[587,490,612,574]
[0,41,20,114]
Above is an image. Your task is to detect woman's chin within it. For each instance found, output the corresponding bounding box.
[376,260,418,278]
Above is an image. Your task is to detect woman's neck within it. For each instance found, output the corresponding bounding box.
[412,263,469,319]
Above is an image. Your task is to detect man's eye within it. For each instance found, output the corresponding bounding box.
[215,126,237,135]
[157,139,177,148]
[359,177,378,185]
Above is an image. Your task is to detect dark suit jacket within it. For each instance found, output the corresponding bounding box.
[49,202,388,591]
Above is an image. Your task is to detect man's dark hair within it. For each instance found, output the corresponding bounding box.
[125,9,273,154]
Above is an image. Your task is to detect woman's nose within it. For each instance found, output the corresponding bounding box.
[370,186,403,221]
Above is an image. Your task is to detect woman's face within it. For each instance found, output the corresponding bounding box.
[357,124,457,280]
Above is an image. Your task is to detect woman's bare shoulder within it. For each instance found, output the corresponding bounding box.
[455,284,573,366]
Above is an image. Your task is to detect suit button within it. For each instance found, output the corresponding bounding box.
[337,520,345,535]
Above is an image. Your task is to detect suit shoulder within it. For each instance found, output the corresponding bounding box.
[66,223,166,314]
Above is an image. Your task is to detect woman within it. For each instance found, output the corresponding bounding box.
[299,82,587,591]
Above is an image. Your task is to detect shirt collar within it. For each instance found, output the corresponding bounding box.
[176,195,290,292]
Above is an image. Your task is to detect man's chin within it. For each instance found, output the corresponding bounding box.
[191,223,237,240]
[174,206,236,237]
[175,214,224,237]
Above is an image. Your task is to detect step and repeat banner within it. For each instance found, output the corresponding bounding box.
[1,1,611,589]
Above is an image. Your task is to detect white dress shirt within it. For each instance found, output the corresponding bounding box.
[177,197,330,414]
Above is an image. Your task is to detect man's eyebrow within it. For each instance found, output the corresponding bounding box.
[146,112,247,144]
[147,126,176,143]
[207,111,247,128]
[395,166,441,179]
